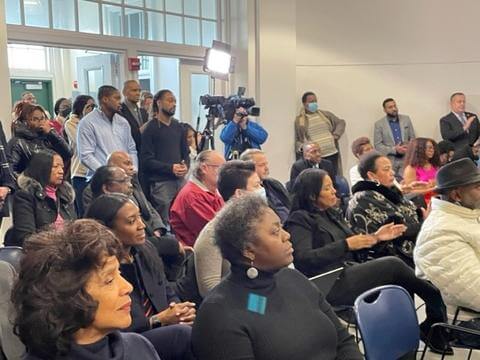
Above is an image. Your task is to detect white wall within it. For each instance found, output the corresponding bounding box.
[296,0,480,174]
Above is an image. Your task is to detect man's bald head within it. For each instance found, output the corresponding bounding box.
[122,80,141,103]
[107,151,135,177]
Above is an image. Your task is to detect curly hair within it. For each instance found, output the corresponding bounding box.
[214,194,270,266]
[403,137,441,168]
[12,219,124,359]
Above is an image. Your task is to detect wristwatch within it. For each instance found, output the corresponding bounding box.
[150,315,162,329]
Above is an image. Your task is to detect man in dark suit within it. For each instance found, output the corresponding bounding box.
[240,149,291,224]
[120,80,148,152]
[288,141,335,191]
[440,92,480,152]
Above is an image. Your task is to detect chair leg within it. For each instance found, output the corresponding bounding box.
[467,349,473,360]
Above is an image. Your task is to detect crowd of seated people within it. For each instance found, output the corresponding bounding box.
[1,85,480,359]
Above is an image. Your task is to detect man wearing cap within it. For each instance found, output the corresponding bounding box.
[414,158,480,312]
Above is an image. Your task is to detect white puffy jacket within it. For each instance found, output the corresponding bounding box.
[414,198,480,311]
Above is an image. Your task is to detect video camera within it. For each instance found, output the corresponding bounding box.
[199,86,260,119]
[196,87,260,151]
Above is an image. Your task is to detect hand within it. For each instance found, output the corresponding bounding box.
[346,234,378,250]
[153,229,162,238]
[374,222,407,242]
[400,180,429,194]
[233,107,247,124]
[238,117,248,130]
[465,115,476,130]
[156,302,196,326]
[395,143,408,155]
[172,163,188,177]
[0,187,10,201]
[38,121,52,134]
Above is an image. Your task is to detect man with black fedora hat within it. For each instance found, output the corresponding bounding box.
[414,158,480,313]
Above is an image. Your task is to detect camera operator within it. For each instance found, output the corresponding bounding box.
[220,106,268,160]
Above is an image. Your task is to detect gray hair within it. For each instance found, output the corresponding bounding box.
[239,149,264,162]
[192,150,215,180]
[214,194,270,265]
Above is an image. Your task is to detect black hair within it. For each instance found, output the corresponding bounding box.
[152,89,173,113]
[72,95,95,117]
[97,85,118,103]
[214,194,270,266]
[290,168,328,213]
[24,150,57,187]
[89,166,118,198]
[217,160,256,201]
[54,97,67,116]
[358,151,384,180]
[437,140,455,155]
[301,91,316,104]
[382,98,395,108]
[86,193,165,285]
[12,219,124,359]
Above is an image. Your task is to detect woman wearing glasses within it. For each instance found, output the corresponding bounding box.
[64,95,97,216]
[7,103,72,175]
[285,168,451,354]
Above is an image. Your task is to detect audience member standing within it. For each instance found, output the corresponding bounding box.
[374,98,416,180]
[288,141,335,191]
[64,95,95,216]
[120,80,147,152]
[7,104,72,175]
[51,97,71,134]
[77,85,138,179]
[295,91,345,175]
[140,90,154,122]
[170,150,225,247]
[141,89,189,225]
[240,149,291,224]
[11,151,76,246]
[440,92,480,151]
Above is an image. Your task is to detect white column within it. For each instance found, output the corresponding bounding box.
[0,0,12,138]
[256,0,296,181]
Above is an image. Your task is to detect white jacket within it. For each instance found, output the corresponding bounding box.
[414,198,480,311]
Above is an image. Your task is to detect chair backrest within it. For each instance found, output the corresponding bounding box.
[354,285,419,360]
[0,247,23,273]
[334,175,351,198]
[309,267,343,296]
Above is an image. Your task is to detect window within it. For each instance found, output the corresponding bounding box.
[52,0,75,31]
[7,44,48,70]
[5,0,220,46]
[79,0,100,34]
[103,4,123,36]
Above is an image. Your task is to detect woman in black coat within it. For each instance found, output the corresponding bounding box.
[86,193,195,360]
[7,103,72,175]
[285,168,451,354]
[11,150,76,246]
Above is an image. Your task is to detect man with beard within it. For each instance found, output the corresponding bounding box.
[374,98,416,180]
[77,85,138,180]
[141,89,190,225]
[414,158,480,312]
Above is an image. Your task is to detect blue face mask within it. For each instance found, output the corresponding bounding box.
[307,102,318,113]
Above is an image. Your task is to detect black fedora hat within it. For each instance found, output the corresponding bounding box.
[435,158,480,193]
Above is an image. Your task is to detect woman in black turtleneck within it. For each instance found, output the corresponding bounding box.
[192,194,362,360]
[12,220,160,360]
[285,168,451,355]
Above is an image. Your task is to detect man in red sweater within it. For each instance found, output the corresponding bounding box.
[170,150,225,246]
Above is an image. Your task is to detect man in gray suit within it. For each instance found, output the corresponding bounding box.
[374,98,416,180]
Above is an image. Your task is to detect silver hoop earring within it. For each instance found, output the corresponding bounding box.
[246,260,258,279]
